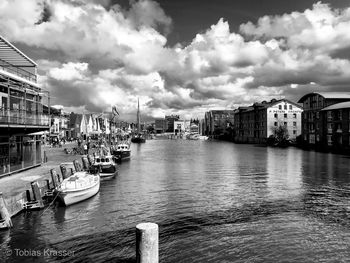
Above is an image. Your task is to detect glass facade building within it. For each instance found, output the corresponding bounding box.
[0,35,49,176]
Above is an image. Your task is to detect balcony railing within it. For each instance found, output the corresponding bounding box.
[0,109,49,127]
[0,58,37,83]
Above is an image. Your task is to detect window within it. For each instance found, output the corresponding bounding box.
[284,113,287,118]
[284,105,287,110]
[289,105,292,110]
[279,105,282,110]
[336,124,342,132]
[327,111,332,120]
[274,122,277,126]
[293,113,297,118]
[327,135,332,145]
[274,113,278,118]
[293,122,297,127]
[338,111,342,120]
[284,122,287,126]
[293,130,297,135]
[327,123,333,134]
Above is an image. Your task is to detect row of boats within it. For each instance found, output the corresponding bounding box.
[55,141,131,206]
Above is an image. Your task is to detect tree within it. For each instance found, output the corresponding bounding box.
[270,124,289,146]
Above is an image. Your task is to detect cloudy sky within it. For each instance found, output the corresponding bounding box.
[2,0,350,121]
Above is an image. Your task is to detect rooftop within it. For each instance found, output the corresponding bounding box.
[321,101,350,111]
[0,35,36,67]
[298,92,350,103]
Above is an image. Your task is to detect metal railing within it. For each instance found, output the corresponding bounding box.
[0,58,37,83]
[0,109,49,126]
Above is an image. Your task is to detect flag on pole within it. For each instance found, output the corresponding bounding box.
[112,106,119,116]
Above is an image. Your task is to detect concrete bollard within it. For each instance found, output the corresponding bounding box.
[0,193,13,228]
[136,223,159,263]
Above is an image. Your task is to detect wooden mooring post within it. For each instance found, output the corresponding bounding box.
[136,222,158,263]
[0,192,13,228]
[30,182,44,209]
[50,169,59,188]
[60,165,69,179]
[43,151,48,163]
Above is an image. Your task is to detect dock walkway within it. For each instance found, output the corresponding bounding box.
[0,142,80,218]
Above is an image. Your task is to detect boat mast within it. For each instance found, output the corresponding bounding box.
[137,98,141,134]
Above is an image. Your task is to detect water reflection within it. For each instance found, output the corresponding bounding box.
[1,140,350,262]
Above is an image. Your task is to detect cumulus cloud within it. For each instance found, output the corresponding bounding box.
[240,2,350,54]
[2,1,350,120]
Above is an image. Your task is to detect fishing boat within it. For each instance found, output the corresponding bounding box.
[56,171,100,206]
[90,155,118,178]
[111,141,131,162]
[131,99,146,143]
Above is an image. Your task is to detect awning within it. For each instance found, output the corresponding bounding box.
[28,131,49,135]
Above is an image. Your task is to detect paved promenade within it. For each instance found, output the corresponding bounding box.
[0,142,79,199]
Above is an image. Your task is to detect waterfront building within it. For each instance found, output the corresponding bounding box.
[298,92,350,149]
[320,102,350,152]
[174,120,185,134]
[69,113,87,139]
[165,115,180,132]
[204,110,235,137]
[0,35,50,176]
[50,107,69,139]
[154,118,167,133]
[234,99,303,143]
[199,119,205,135]
[190,123,199,134]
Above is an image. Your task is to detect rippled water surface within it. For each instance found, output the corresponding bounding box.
[1,140,350,262]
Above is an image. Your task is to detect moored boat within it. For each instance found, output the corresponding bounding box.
[56,171,100,206]
[131,98,146,143]
[111,141,131,161]
[131,135,146,143]
[90,155,118,178]
[186,133,200,140]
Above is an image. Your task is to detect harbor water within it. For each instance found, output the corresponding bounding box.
[1,139,350,262]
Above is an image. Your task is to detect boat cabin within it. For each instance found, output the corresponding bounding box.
[94,155,116,165]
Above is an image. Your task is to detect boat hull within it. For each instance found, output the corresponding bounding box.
[57,175,100,206]
[131,137,146,143]
[112,150,131,161]
[91,164,118,178]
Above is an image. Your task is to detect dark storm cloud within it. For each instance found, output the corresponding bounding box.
[5,0,350,120]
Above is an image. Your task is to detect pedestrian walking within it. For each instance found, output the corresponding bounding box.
[83,144,88,155]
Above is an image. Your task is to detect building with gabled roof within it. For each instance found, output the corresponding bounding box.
[298,91,350,150]
[234,99,303,143]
